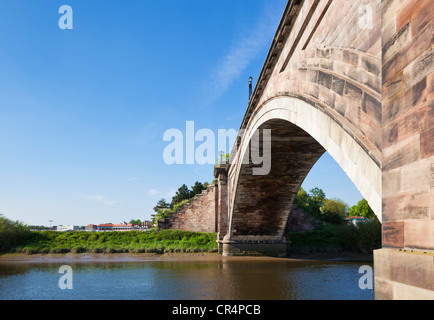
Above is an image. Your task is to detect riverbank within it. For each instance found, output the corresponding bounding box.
[7,230,219,255]
[0,251,373,264]
[2,226,379,262]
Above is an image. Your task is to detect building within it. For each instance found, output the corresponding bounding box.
[141,221,153,230]
[112,222,137,232]
[97,224,114,231]
[57,225,80,232]
[344,216,370,227]
[85,224,98,232]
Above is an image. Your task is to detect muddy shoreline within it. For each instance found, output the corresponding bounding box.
[0,251,373,264]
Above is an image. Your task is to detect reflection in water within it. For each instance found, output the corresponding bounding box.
[0,258,373,300]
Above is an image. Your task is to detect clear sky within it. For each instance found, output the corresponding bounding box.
[0,0,363,227]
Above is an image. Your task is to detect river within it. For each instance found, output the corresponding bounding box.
[0,253,374,300]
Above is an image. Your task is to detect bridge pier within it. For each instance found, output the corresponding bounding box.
[219,237,290,257]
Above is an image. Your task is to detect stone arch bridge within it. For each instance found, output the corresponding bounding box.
[160,0,433,299]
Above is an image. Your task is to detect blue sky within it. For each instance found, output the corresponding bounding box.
[0,1,362,226]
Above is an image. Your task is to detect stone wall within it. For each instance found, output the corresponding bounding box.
[285,205,322,233]
[159,183,218,233]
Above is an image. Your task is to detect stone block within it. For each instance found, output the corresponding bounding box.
[317,70,333,89]
[362,92,382,125]
[331,75,345,95]
[383,22,411,65]
[383,222,405,248]
[421,127,434,159]
[383,102,431,149]
[343,50,359,67]
[361,55,381,76]
[344,81,363,101]
[405,220,434,250]
[383,135,420,171]
[383,168,402,197]
[383,189,431,222]
[385,70,404,99]
[401,157,433,192]
[383,77,428,122]
[333,93,347,116]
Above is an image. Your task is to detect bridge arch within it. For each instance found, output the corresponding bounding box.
[226,95,382,244]
[216,0,434,299]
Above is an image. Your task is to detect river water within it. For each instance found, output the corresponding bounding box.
[0,254,374,300]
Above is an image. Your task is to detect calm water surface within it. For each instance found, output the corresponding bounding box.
[0,255,373,300]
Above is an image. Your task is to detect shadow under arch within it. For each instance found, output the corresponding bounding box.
[227,96,382,242]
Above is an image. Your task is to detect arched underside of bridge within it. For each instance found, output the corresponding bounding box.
[223,96,382,255]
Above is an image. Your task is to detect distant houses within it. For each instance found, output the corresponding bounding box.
[83,221,153,232]
[85,224,98,232]
[37,220,154,232]
[57,225,80,232]
[344,216,371,226]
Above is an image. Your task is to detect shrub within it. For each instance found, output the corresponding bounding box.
[290,221,382,254]
[71,246,86,254]
[0,214,31,252]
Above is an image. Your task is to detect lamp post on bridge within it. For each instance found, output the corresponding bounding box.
[248,77,253,101]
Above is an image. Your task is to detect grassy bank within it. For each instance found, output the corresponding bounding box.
[6,230,218,255]
[289,221,381,254]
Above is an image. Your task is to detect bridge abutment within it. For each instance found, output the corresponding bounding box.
[374,249,434,300]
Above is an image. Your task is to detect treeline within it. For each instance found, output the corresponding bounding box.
[294,187,376,225]
[151,181,210,225]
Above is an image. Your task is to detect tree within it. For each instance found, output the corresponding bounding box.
[171,184,194,207]
[191,181,205,196]
[349,199,376,220]
[320,198,348,225]
[151,208,172,226]
[129,219,142,226]
[309,187,326,203]
[0,214,30,252]
[294,187,309,208]
[294,187,326,220]
[306,188,326,219]
[153,198,171,213]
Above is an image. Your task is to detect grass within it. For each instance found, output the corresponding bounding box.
[7,230,218,255]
